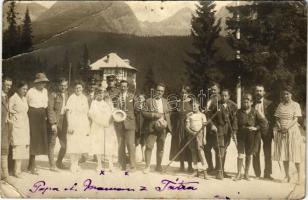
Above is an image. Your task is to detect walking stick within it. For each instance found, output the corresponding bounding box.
[104,128,106,171]
[164,111,219,171]
[215,121,224,176]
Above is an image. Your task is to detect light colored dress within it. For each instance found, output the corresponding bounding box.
[88,99,117,159]
[273,101,302,162]
[9,93,30,159]
[65,93,90,154]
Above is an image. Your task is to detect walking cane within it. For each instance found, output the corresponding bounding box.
[104,128,106,171]
[164,111,219,172]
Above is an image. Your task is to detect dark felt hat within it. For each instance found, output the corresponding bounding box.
[106,75,116,82]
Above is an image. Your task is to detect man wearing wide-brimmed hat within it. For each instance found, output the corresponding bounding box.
[27,73,52,174]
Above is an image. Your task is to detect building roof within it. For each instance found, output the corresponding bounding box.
[89,53,137,71]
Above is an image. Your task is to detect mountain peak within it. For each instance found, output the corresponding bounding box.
[32,1,141,43]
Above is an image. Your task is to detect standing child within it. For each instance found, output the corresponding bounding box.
[233,93,268,181]
[185,102,208,179]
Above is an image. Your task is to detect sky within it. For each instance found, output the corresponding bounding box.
[22,1,232,22]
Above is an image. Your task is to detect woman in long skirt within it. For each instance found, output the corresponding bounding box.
[9,81,30,178]
[169,86,194,172]
[273,85,303,184]
[88,88,117,172]
[26,73,50,175]
[66,81,90,173]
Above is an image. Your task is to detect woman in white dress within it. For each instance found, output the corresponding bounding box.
[273,85,303,184]
[8,81,30,178]
[66,81,90,173]
[88,88,117,172]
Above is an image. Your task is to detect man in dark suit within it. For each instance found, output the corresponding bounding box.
[87,78,97,106]
[142,83,172,173]
[106,75,120,107]
[1,77,12,180]
[114,80,136,171]
[253,84,275,180]
[134,94,146,162]
[47,77,69,170]
[209,89,237,180]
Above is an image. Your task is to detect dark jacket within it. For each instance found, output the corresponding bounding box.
[234,108,268,135]
[142,97,172,134]
[211,99,238,136]
[114,92,136,130]
[47,91,69,126]
[107,86,120,107]
[135,100,146,135]
[253,98,276,129]
[1,93,10,153]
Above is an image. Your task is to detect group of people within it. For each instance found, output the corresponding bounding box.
[1,72,304,185]
[170,82,303,184]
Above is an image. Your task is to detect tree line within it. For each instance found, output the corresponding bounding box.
[187,1,306,105]
[3,1,33,59]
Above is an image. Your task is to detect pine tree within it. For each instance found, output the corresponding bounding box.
[226,1,306,103]
[3,1,19,58]
[81,44,90,70]
[186,1,221,93]
[62,51,70,78]
[144,65,156,94]
[20,7,33,53]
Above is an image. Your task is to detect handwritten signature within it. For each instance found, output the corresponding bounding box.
[155,178,199,192]
[28,178,199,195]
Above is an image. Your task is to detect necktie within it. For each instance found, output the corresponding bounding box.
[121,94,125,110]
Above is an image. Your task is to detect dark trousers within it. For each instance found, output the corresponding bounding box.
[115,123,136,169]
[48,115,67,167]
[204,131,216,169]
[204,131,231,171]
[237,131,256,156]
[145,129,167,168]
[253,133,272,177]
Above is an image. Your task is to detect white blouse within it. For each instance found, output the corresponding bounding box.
[9,93,30,145]
[26,88,48,108]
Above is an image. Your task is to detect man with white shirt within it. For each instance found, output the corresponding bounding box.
[253,84,276,180]
[114,80,136,171]
[142,83,172,173]
[47,77,69,170]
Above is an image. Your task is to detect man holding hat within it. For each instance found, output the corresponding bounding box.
[114,80,136,171]
[142,82,172,173]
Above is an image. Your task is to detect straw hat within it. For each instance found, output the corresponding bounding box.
[112,109,127,122]
[34,73,49,83]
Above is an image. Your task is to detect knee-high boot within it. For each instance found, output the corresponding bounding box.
[204,148,213,171]
[215,155,223,180]
[244,156,252,181]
